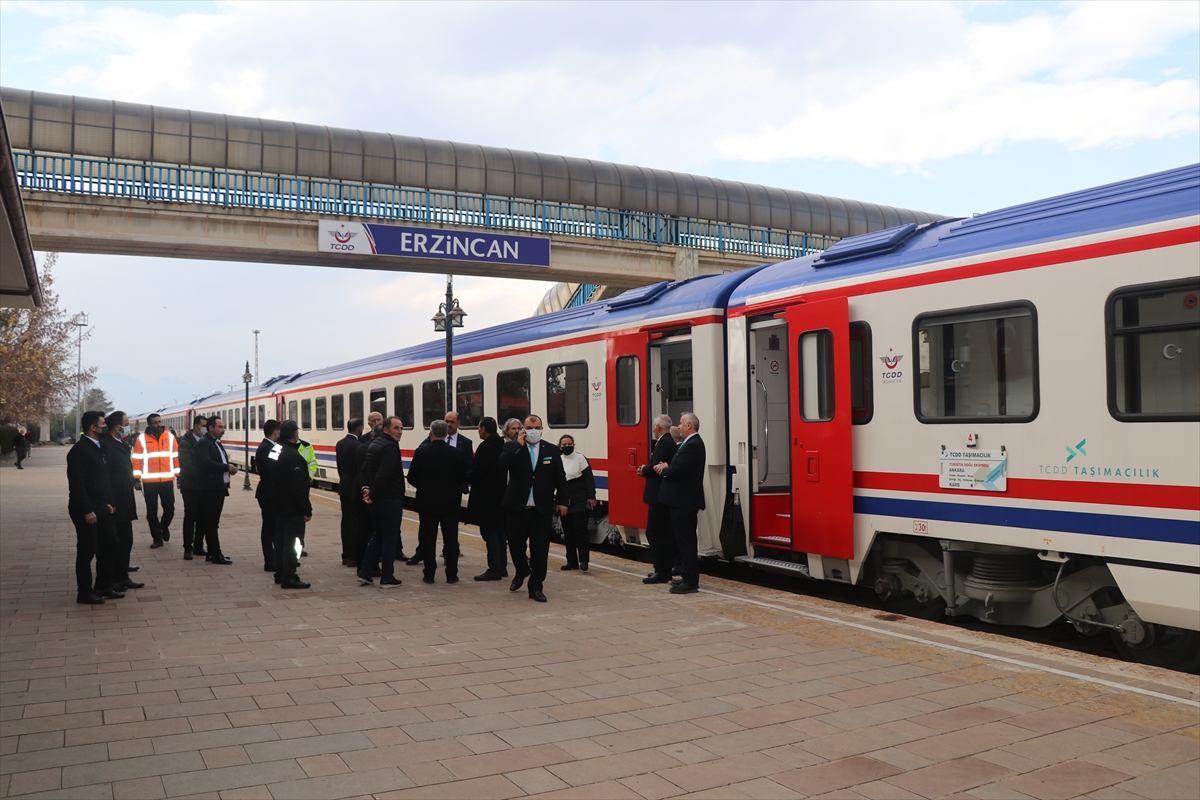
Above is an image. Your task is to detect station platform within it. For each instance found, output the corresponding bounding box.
[2,447,1197,799]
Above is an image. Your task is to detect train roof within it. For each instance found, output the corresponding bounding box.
[279,267,767,392]
[729,163,1200,309]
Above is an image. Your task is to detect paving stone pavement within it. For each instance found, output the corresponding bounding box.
[2,446,1198,799]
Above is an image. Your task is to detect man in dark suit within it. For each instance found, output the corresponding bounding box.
[100,411,144,591]
[638,414,678,585]
[468,417,508,581]
[67,410,120,604]
[407,411,473,566]
[178,414,207,560]
[498,414,568,603]
[268,420,312,590]
[357,416,406,587]
[193,417,238,565]
[407,419,469,584]
[254,419,281,573]
[336,418,364,567]
[654,412,706,594]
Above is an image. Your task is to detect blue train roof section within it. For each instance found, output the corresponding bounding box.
[730,163,1200,308]
[281,267,768,390]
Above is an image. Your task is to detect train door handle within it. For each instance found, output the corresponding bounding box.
[627,448,638,471]
[806,451,819,482]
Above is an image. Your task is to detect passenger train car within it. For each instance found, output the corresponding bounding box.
[138,165,1200,671]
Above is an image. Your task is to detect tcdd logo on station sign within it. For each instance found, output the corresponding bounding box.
[319,220,551,267]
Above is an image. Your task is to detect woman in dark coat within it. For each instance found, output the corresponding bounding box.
[557,434,596,571]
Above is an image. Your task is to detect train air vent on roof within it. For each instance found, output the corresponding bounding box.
[606,282,672,310]
[813,223,920,267]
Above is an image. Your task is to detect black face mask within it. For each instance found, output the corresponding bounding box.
[561,446,574,456]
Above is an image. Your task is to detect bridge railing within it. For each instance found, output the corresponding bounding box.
[13,152,836,260]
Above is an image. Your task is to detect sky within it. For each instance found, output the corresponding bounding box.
[2,0,1197,415]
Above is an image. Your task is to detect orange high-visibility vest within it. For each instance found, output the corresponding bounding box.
[132,430,179,482]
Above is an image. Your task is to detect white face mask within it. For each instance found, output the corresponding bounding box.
[524,428,542,445]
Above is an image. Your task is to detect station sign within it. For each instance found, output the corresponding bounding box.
[318,220,551,267]
[939,449,1007,492]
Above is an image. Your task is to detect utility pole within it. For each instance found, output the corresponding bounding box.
[253,330,260,385]
[70,313,88,439]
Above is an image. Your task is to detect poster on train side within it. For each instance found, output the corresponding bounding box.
[939,449,1007,492]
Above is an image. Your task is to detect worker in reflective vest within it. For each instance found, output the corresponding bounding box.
[296,436,318,556]
[131,413,179,547]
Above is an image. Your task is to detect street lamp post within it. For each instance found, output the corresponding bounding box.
[70,313,88,440]
[431,275,467,416]
[243,362,253,491]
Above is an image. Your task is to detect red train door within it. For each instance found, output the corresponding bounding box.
[786,297,854,560]
[606,332,649,528]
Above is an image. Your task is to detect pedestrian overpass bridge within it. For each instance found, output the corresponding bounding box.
[1,88,944,288]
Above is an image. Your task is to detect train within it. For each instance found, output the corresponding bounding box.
[136,164,1200,672]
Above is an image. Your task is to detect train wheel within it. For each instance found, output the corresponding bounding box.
[1109,624,1200,674]
[883,595,947,621]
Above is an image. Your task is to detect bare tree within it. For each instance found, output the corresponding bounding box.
[0,254,96,424]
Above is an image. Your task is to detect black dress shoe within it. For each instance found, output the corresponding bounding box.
[183,549,193,561]
[98,589,125,599]
[643,572,671,584]
[263,565,274,572]
[193,549,208,557]
[405,556,423,566]
[209,555,232,565]
[474,571,501,581]
[561,564,578,571]
[274,575,282,584]
[301,550,308,557]
[120,580,144,589]
[127,565,140,572]
[161,529,170,542]
[581,563,588,572]
[395,552,410,562]
[281,580,311,589]
[529,590,547,603]
[446,575,459,584]
[150,541,163,549]
[77,594,105,605]
[422,575,435,584]
[669,583,699,595]
[509,574,528,592]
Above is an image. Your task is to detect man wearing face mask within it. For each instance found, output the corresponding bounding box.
[101,411,144,591]
[177,415,208,560]
[131,413,179,548]
[67,411,120,604]
[498,415,568,603]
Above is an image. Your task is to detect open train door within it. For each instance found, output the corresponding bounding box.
[606,331,649,528]
[786,297,854,560]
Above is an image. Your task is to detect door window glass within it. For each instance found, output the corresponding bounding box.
[916,303,1037,421]
[456,376,484,426]
[497,369,531,423]
[301,399,312,430]
[331,395,344,429]
[250,405,257,430]
[547,361,589,427]
[1109,281,1199,420]
[287,400,298,422]
[394,385,414,429]
[799,330,835,422]
[349,391,363,422]
[616,356,640,426]
[422,380,446,427]
[315,397,327,430]
[850,322,872,424]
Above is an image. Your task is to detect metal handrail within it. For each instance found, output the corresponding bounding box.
[12,151,837,260]
[756,379,770,485]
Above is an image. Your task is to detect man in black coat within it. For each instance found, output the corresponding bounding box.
[177,414,207,560]
[193,417,238,565]
[408,410,473,565]
[67,410,120,604]
[100,411,144,591]
[407,419,469,583]
[254,420,281,573]
[498,414,568,603]
[267,420,312,589]
[336,418,364,567]
[357,416,406,587]
[654,412,706,594]
[638,414,679,585]
[468,417,508,581]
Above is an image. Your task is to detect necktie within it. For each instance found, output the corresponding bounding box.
[528,444,537,505]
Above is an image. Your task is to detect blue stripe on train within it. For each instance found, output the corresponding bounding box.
[854,496,1200,546]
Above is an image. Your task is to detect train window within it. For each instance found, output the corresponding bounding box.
[370,388,387,417]
[799,330,835,422]
[850,322,873,425]
[394,385,414,429]
[258,405,266,428]
[914,302,1038,422]
[233,408,239,430]
[315,397,327,430]
[331,395,344,430]
[287,400,298,422]
[547,361,589,427]
[349,391,363,422]
[250,405,257,430]
[422,380,446,427]
[301,399,312,430]
[497,368,531,423]
[1108,279,1199,421]
[615,356,640,426]
[456,376,484,427]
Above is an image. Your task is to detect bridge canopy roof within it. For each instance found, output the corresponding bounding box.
[1,87,943,240]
